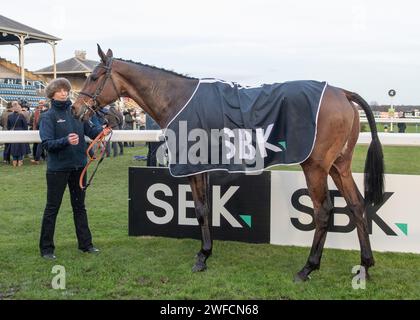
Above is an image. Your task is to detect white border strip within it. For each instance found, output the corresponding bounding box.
[164,80,202,130]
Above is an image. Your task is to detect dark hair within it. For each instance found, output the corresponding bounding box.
[19,99,28,108]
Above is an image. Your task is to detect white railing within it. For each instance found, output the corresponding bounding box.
[0,131,419,146]
[0,130,163,144]
[34,81,46,90]
[360,118,420,123]
[358,132,420,146]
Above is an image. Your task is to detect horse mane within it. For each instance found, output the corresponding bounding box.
[116,58,198,80]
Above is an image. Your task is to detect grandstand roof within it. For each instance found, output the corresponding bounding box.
[35,51,99,75]
[0,14,61,44]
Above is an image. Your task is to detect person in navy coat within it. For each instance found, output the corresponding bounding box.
[38,78,111,260]
[7,101,28,167]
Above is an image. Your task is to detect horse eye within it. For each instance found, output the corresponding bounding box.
[91,75,98,82]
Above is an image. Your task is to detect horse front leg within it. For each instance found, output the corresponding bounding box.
[188,173,212,272]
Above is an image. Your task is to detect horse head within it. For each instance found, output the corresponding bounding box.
[72,44,123,121]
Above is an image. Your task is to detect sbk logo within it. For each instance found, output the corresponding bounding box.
[146,183,245,228]
[291,189,397,236]
[129,168,271,244]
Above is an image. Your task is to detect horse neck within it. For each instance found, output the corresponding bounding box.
[117,61,199,128]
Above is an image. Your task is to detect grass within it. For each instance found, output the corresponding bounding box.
[0,144,419,299]
[362,123,420,133]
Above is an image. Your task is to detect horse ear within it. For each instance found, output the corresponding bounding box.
[97,44,108,63]
[106,49,113,58]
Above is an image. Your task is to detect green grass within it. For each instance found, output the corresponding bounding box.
[0,145,419,299]
[363,123,420,133]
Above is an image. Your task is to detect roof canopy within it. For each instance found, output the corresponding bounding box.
[0,14,60,45]
[35,52,99,75]
[0,15,61,88]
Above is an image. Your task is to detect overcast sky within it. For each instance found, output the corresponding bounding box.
[1,0,420,104]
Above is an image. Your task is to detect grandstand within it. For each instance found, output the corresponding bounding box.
[0,81,45,108]
[0,58,47,109]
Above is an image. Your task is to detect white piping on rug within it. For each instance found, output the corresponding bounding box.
[296,81,328,165]
[163,79,202,173]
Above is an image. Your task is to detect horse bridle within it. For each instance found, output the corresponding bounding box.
[78,58,121,120]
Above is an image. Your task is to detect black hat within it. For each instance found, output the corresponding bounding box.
[19,99,28,108]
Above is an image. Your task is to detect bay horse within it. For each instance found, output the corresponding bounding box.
[72,45,384,282]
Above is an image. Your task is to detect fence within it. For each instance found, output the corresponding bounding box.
[0,131,419,146]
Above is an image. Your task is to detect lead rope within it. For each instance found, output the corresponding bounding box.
[79,128,113,190]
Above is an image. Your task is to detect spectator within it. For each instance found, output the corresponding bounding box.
[104,104,124,157]
[18,100,31,156]
[1,101,13,129]
[33,102,50,163]
[7,101,28,167]
[146,114,165,167]
[19,99,31,124]
[1,102,14,164]
[138,110,146,130]
[30,100,47,164]
[115,105,124,154]
[397,114,407,133]
[123,108,135,147]
[38,78,110,260]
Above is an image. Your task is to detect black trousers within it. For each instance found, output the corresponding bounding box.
[39,169,93,255]
[32,143,38,159]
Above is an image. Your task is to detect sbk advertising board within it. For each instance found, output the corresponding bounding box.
[129,167,420,254]
[129,168,271,243]
[271,171,419,254]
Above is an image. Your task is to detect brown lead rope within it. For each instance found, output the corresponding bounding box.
[79,128,113,190]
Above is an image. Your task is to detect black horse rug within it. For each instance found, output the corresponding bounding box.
[165,79,328,177]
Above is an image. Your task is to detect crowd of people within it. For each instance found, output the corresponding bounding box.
[0,98,164,165]
[0,99,49,166]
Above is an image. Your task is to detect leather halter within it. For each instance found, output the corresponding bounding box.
[78,58,121,120]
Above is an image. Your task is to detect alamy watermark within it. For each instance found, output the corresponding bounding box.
[51,265,66,290]
[161,121,284,171]
[351,265,366,290]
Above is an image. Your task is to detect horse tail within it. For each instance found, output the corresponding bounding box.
[344,90,385,206]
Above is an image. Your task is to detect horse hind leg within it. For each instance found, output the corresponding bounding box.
[188,173,212,272]
[295,162,333,282]
[329,161,375,278]
[329,103,375,278]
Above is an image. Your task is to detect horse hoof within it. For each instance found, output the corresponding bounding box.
[294,272,310,283]
[192,261,207,273]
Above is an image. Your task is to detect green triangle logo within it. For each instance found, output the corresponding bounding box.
[395,223,408,236]
[240,215,252,228]
[278,141,287,150]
